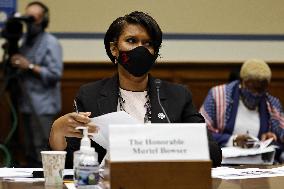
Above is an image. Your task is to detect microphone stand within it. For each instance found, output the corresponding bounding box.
[155,79,171,123]
[0,42,19,167]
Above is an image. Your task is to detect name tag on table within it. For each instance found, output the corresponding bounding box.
[109,123,209,162]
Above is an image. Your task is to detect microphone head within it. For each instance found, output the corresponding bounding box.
[155,79,162,89]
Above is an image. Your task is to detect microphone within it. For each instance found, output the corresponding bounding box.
[155,79,171,123]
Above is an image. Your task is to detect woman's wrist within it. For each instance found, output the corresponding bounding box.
[232,135,238,146]
[49,123,67,150]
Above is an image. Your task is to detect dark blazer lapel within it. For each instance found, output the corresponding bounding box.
[148,76,169,123]
[97,74,119,115]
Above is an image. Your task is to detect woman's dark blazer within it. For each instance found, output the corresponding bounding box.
[65,74,222,168]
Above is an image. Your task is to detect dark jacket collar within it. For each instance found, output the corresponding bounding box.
[97,74,168,123]
[97,74,119,115]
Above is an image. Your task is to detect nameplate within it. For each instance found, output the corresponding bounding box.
[108,123,209,162]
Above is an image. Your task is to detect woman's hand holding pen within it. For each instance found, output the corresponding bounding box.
[51,112,97,138]
[233,131,277,148]
[233,134,255,148]
[49,112,97,151]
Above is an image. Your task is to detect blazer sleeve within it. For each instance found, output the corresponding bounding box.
[64,86,106,168]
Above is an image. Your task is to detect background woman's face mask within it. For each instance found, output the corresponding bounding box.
[117,46,156,77]
[240,88,265,110]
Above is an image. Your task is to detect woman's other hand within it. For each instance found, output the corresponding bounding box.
[261,132,277,142]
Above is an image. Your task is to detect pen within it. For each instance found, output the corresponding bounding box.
[245,130,260,148]
[73,100,83,134]
[73,99,79,113]
[246,130,259,141]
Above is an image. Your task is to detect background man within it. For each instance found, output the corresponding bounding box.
[10,1,63,167]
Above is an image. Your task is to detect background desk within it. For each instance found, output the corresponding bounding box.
[1,176,284,189]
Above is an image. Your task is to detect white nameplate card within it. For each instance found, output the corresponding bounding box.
[109,123,209,162]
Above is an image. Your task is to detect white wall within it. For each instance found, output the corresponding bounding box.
[59,39,284,62]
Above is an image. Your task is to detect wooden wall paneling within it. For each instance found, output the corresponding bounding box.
[0,93,11,142]
[0,61,283,166]
[1,62,284,149]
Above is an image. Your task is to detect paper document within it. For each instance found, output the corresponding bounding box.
[221,139,276,165]
[259,138,274,149]
[212,165,284,179]
[90,111,140,149]
[65,183,77,189]
[0,168,42,178]
[222,138,274,158]
[65,183,104,189]
[222,145,275,158]
[3,178,45,182]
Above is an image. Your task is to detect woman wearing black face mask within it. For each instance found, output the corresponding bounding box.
[49,11,222,168]
[201,59,284,161]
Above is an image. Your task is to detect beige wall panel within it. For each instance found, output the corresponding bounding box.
[18,0,284,34]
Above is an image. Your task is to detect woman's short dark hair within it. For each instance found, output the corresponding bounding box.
[104,11,163,63]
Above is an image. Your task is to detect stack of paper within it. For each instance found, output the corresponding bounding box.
[212,165,284,179]
[221,138,276,165]
[0,168,44,182]
[0,168,41,178]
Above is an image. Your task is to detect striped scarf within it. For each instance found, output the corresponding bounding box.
[200,80,284,144]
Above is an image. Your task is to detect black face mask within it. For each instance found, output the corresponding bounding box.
[117,46,156,77]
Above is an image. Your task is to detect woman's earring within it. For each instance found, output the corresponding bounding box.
[114,57,118,64]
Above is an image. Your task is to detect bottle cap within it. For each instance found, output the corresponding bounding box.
[76,126,91,149]
[75,126,98,161]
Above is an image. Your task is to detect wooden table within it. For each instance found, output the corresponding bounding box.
[1,177,284,189]
[0,181,67,189]
[1,166,284,189]
[213,176,284,189]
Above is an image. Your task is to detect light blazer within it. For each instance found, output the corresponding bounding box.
[65,74,222,168]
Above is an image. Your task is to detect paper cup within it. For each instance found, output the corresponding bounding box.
[41,151,66,186]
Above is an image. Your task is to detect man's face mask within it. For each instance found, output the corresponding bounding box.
[240,88,265,110]
[117,46,156,77]
[27,22,43,38]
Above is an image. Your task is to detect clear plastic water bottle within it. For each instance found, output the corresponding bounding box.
[74,127,100,188]
[74,147,100,188]
[73,127,91,172]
